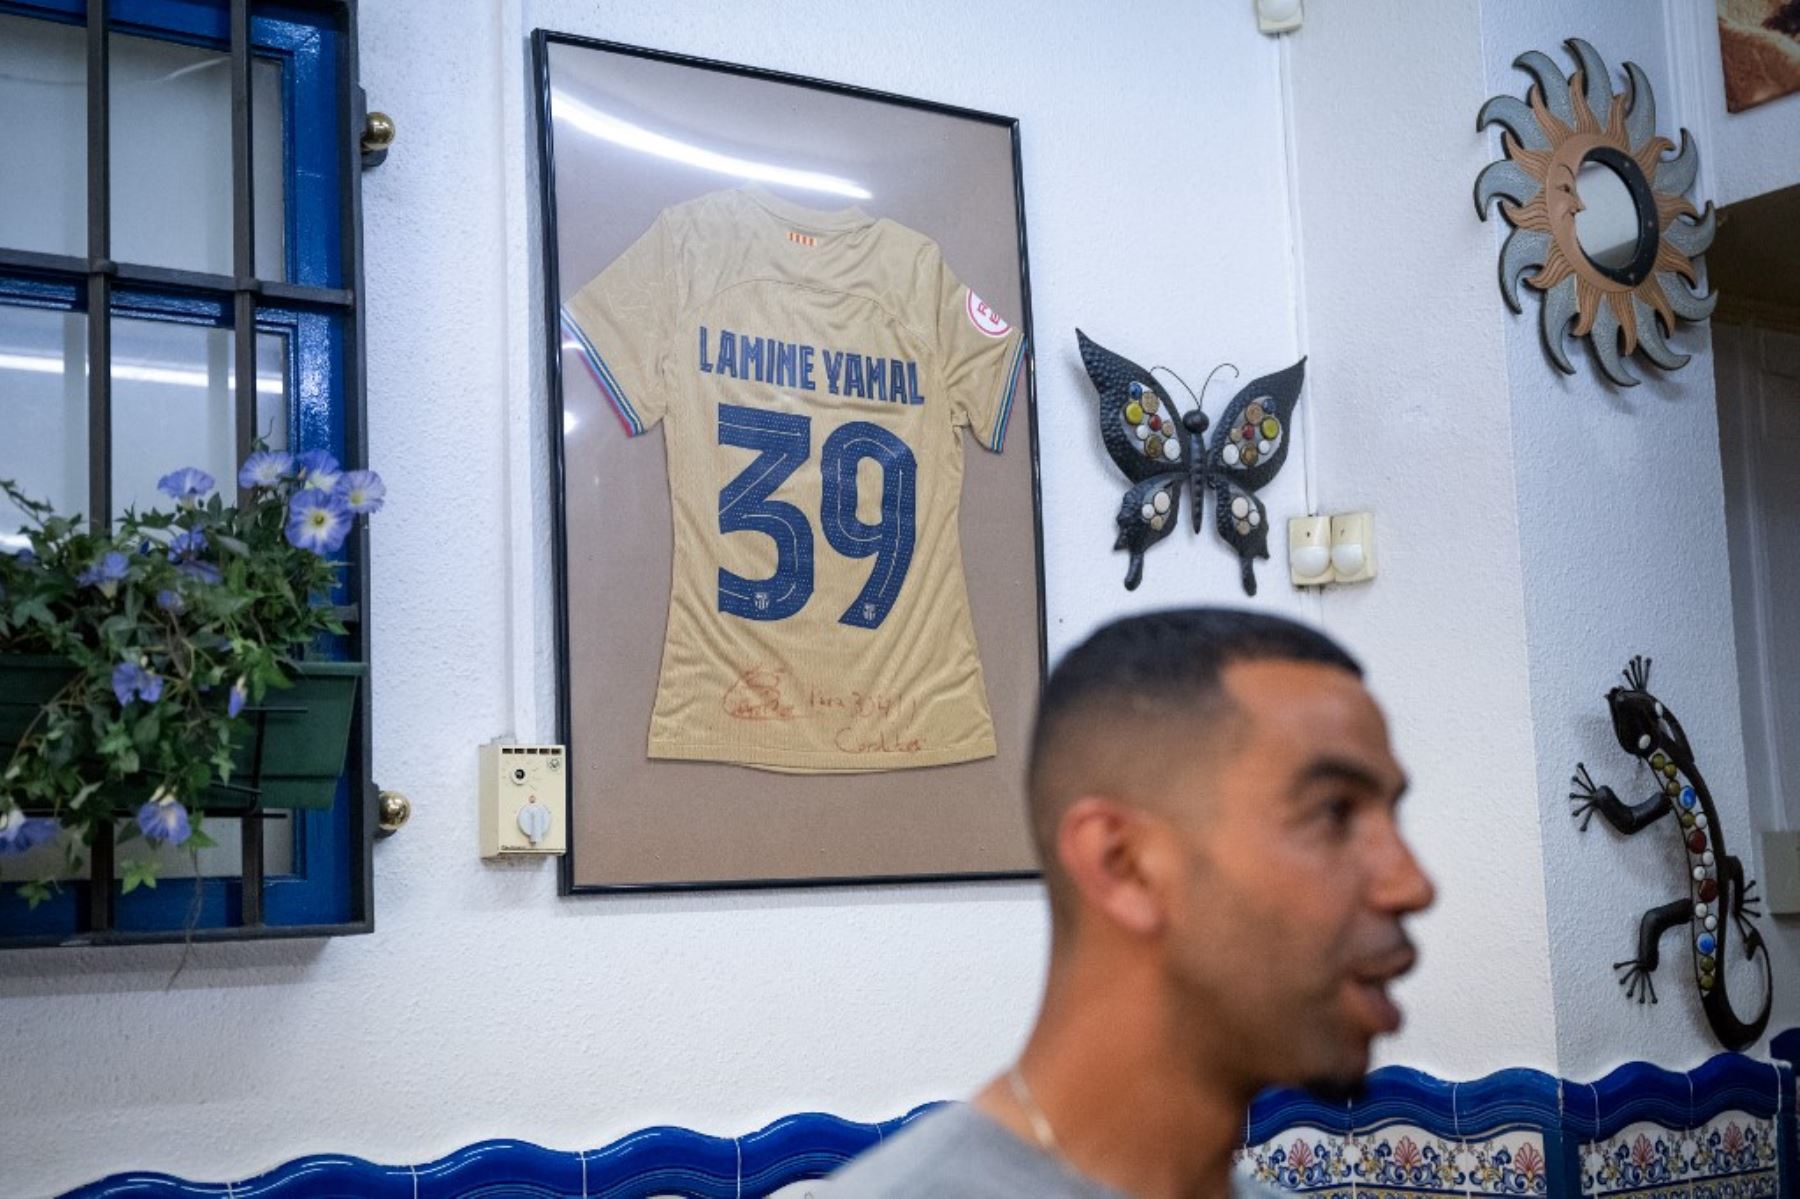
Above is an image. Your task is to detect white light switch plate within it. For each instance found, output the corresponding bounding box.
[1289,515,1332,586]
[1329,511,1376,583]
[480,742,567,858]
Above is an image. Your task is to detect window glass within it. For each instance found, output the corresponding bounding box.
[1,812,295,882]
[0,303,88,549]
[0,14,85,259]
[110,33,285,279]
[109,317,286,520]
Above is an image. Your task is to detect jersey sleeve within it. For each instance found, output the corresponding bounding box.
[938,270,1029,453]
[560,213,676,436]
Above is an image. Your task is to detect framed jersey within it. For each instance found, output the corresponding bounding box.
[532,33,1045,891]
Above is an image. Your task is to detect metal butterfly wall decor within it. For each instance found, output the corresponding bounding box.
[1076,330,1305,596]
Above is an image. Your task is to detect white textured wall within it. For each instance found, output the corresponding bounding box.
[1288,0,1800,1082]
[1286,0,1559,1073]
[1473,0,1800,1078]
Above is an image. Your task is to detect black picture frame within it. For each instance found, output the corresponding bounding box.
[531,31,1046,893]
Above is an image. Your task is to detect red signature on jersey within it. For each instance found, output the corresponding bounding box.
[833,727,926,756]
[806,684,907,721]
[721,669,924,753]
[720,668,796,721]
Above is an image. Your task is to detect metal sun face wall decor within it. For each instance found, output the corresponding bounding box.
[1077,331,1304,596]
[1476,38,1717,387]
[1569,655,1773,1052]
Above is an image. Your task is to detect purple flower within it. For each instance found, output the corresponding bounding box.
[112,661,164,707]
[238,450,295,490]
[157,467,216,504]
[0,809,59,855]
[335,469,386,515]
[228,677,248,718]
[156,589,185,613]
[295,450,343,494]
[136,795,191,846]
[167,528,208,562]
[177,560,222,586]
[76,551,130,589]
[286,490,353,555]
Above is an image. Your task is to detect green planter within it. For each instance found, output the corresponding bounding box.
[0,655,74,752]
[231,661,364,810]
[0,655,363,812]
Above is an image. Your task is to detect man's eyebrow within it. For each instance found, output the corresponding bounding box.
[1295,756,1409,800]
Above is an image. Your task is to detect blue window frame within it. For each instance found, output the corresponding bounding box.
[0,0,372,945]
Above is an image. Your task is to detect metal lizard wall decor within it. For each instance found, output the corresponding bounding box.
[1569,655,1772,1051]
[1076,330,1305,596]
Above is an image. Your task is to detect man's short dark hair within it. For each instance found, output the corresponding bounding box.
[1026,609,1362,916]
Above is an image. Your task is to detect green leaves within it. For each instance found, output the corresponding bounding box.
[97,720,135,760]
[120,858,158,894]
[130,709,162,752]
[10,597,55,631]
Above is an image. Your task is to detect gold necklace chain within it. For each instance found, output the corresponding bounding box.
[1007,1065,1061,1156]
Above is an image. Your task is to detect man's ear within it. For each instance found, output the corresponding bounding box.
[1056,796,1172,938]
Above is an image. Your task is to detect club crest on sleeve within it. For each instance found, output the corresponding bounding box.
[966,290,1011,337]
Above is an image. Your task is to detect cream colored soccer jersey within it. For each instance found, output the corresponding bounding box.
[562,188,1029,772]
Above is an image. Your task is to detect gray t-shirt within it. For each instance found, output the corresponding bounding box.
[821,1103,1284,1198]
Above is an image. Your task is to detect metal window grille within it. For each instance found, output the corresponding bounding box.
[0,0,374,945]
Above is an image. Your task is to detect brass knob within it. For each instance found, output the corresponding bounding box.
[361,111,395,169]
[376,789,411,836]
[362,111,396,153]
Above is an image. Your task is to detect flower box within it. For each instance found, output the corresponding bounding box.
[1,451,383,876]
[0,655,363,812]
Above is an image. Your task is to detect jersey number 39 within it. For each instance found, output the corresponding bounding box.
[716,402,916,628]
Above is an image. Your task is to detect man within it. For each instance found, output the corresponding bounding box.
[828,609,1436,1198]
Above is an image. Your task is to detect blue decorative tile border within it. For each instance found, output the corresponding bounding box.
[1242,1046,1794,1198]
[62,1109,930,1199]
[62,1040,1799,1198]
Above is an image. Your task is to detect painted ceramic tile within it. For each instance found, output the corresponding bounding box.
[1464,1126,1550,1195]
[1583,1119,1690,1196]
[1232,1145,1337,1194]
[1692,1172,1779,1199]
[1688,1109,1779,1198]
[1239,1124,1355,1193]
[1352,1122,1464,1195]
[1692,1112,1778,1176]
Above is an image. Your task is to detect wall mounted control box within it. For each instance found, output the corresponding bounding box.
[480,742,567,858]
